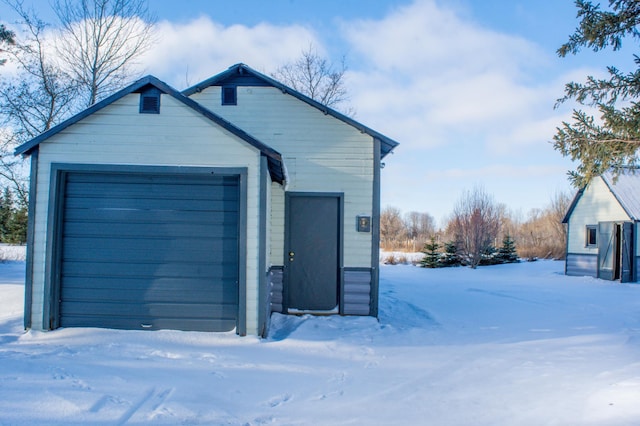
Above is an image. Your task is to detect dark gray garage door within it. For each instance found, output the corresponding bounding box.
[58,171,239,332]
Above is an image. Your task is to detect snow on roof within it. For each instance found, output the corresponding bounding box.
[602,169,640,221]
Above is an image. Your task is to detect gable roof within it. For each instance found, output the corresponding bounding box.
[562,169,640,223]
[183,63,400,158]
[14,75,286,184]
[602,170,640,220]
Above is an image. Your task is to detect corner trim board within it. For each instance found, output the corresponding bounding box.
[236,168,248,336]
[371,137,381,317]
[257,156,268,337]
[23,148,38,330]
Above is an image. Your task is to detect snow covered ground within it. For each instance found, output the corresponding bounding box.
[0,244,26,262]
[1,260,640,425]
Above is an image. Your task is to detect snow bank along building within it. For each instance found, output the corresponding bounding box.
[563,169,640,282]
[15,63,399,336]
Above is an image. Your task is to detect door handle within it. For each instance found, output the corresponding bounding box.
[289,251,295,262]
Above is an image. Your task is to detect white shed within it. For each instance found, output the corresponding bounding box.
[563,169,640,282]
[15,64,398,336]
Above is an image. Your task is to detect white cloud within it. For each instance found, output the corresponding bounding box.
[139,16,321,89]
[343,1,544,76]
[338,0,560,153]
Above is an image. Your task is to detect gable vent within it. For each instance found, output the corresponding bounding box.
[222,86,237,105]
[139,87,161,114]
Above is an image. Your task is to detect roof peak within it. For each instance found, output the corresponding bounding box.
[183,63,399,158]
[13,73,285,184]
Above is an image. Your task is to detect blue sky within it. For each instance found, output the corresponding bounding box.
[2,0,632,225]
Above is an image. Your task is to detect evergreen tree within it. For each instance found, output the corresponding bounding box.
[0,187,13,242]
[479,245,499,266]
[440,240,461,267]
[0,23,14,67]
[496,234,519,264]
[7,205,27,244]
[555,0,640,187]
[420,236,441,268]
[0,187,27,244]
[0,24,14,45]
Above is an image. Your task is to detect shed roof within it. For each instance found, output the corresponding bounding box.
[13,75,286,184]
[183,63,400,158]
[602,169,640,220]
[562,169,640,223]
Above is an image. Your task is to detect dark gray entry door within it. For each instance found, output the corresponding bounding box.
[58,171,239,332]
[286,194,340,311]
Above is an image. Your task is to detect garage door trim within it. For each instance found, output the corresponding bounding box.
[43,163,248,334]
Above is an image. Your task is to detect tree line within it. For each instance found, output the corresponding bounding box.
[381,187,570,268]
[0,186,27,244]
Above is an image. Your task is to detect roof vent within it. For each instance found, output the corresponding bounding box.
[222,85,237,106]
[140,87,161,114]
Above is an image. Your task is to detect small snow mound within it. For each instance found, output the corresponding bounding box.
[0,244,26,262]
[268,314,309,341]
[378,295,440,330]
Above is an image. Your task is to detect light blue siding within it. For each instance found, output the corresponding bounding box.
[268,266,284,314]
[343,268,372,315]
[565,253,598,278]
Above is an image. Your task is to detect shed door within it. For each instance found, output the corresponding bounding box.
[621,222,634,283]
[598,222,616,281]
[58,171,239,332]
[285,194,340,311]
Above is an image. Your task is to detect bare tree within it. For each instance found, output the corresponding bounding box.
[272,45,353,115]
[404,211,435,249]
[514,191,570,260]
[549,190,570,256]
[380,206,407,250]
[53,0,155,107]
[0,3,78,206]
[448,186,502,268]
[0,0,155,204]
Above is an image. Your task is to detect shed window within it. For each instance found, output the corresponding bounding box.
[139,88,161,114]
[222,86,237,105]
[586,225,597,247]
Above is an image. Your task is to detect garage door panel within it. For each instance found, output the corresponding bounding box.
[62,221,239,239]
[60,316,236,332]
[62,236,234,253]
[65,181,240,202]
[62,260,238,279]
[62,245,238,263]
[61,276,237,291]
[64,208,235,225]
[61,301,238,318]
[66,172,238,186]
[61,284,238,304]
[64,197,236,212]
[58,170,240,332]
